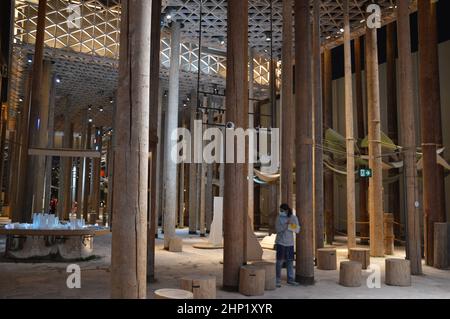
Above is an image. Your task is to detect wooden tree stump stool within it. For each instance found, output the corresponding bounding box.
[154,288,193,299]
[385,259,411,287]
[349,248,370,269]
[339,261,362,287]
[239,265,265,296]
[317,248,337,270]
[250,261,276,290]
[169,237,183,252]
[180,275,216,299]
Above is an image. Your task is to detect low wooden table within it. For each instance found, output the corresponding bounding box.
[0,228,110,261]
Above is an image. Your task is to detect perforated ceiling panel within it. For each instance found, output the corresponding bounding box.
[9,0,415,131]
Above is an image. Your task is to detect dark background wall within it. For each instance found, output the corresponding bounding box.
[332,0,450,80]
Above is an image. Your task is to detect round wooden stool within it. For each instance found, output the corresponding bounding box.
[349,248,370,270]
[339,261,362,287]
[317,248,337,270]
[154,288,193,299]
[180,275,216,299]
[239,265,265,296]
[385,259,411,287]
[250,261,276,290]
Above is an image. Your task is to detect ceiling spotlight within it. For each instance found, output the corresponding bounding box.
[339,28,345,33]
[264,31,272,42]
[19,97,24,102]
[164,6,175,21]
[27,54,33,64]
[99,107,104,112]
[88,118,93,123]
[55,76,61,83]
[110,97,114,104]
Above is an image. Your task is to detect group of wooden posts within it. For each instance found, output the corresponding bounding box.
[7,0,445,298]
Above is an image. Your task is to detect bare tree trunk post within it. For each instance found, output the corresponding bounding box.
[147,0,161,283]
[397,0,423,275]
[418,0,446,266]
[313,0,324,251]
[163,21,180,249]
[223,0,249,291]
[44,74,56,212]
[21,0,47,220]
[323,49,334,245]
[295,0,314,285]
[366,26,385,257]
[281,0,294,208]
[111,0,151,299]
[386,23,401,240]
[344,0,356,249]
[355,36,369,245]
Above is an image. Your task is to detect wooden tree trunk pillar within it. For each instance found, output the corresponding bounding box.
[294,0,315,286]
[317,248,337,270]
[339,261,362,287]
[223,0,249,290]
[239,265,265,296]
[384,213,395,255]
[154,289,193,299]
[343,0,356,250]
[349,248,370,270]
[433,223,448,269]
[385,259,411,287]
[180,275,216,299]
[397,0,423,276]
[366,26,384,257]
[250,261,276,291]
[169,236,183,253]
[110,0,151,299]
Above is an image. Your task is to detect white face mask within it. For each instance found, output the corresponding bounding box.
[280,211,288,217]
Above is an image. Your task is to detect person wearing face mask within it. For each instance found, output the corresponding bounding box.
[275,203,300,287]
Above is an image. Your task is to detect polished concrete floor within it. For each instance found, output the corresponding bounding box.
[0,230,449,299]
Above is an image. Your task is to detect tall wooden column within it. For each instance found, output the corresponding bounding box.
[0,105,8,214]
[188,91,198,234]
[82,122,92,220]
[397,0,422,275]
[418,0,446,266]
[295,0,314,285]
[76,109,88,219]
[323,49,334,245]
[59,111,73,220]
[280,0,294,207]
[205,108,214,231]
[147,0,161,283]
[163,21,181,249]
[366,27,384,257]
[386,23,401,239]
[313,0,324,251]
[13,72,31,222]
[355,36,369,245]
[343,0,356,249]
[223,0,248,290]
[111,0,151,299]
[33,60,52,212]
[248,50,255,229]
[91,126,102,220]
[21,0,47,220]
[44,74,56,212]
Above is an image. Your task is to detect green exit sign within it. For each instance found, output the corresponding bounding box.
[360,168,373,178]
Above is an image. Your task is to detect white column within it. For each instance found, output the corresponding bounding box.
[163,22,181,249]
